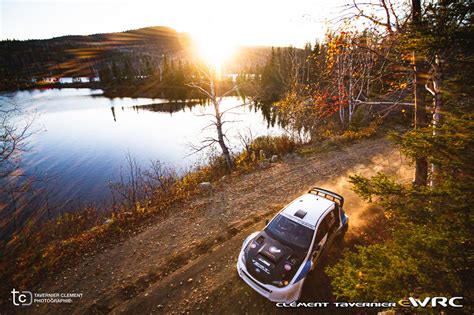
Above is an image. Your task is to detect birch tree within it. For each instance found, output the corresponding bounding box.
[325,30,405,128]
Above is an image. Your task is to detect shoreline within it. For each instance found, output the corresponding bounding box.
[0,129,381,297]
[20,135,394,314]
[1,80,248,100]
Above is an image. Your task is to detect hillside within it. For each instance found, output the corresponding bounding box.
[0,27,186,85]
[0,26,272,91]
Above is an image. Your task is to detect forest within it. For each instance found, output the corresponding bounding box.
[0,0,472,312]
[254,0,473,304]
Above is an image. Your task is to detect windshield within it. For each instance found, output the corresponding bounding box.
[265,215,314,250]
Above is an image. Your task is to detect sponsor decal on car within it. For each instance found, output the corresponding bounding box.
[252,259,271,274]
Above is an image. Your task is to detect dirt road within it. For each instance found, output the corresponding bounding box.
[35,137,411,314]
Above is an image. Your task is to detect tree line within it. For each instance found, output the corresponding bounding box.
[187,0,473,306]
[320,0,473,306]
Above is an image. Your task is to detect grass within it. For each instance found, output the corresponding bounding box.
[234,135,297,171]
[248,135,297,157]
[297,123,379,155]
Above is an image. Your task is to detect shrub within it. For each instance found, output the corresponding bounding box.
[249,135,297,157]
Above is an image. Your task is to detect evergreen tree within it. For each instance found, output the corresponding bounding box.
[260,47,287,101]
[98,62,112,85]
[326,2,474,306]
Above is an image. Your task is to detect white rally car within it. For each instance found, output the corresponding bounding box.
[237,188,349,303]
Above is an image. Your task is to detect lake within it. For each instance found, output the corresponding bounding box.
[0,88,282,210]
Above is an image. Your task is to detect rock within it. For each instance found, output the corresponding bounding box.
[199,182,212,190]
[104,218,113,225]
[270,155,279,163]
[187,278,193,283]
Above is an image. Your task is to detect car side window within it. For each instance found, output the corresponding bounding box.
[326,209,338,235]
[315,208,339,244]
[315,217,328,244]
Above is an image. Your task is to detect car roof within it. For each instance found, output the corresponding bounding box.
[280,193,335,229]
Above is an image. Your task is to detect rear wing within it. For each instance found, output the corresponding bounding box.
[308,187,344,207]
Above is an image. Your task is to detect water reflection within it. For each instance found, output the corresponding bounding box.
[0,88,289,241]
[111,106,116,122]
[0,89,283,209]
[135,100,201,114]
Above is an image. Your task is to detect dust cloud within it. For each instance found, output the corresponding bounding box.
[319,147,413,229]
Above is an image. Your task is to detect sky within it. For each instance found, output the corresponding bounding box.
[0,0,348,47]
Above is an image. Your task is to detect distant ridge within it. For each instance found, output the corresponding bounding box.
[0,26,273,90]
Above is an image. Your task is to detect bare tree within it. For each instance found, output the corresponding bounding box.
[0,103,34,179]
[324,29,411,128]
[339,0,410,34]
[186,65,256,172]
[425,54,443,188]
[109,153,178,212]
[0,99,39,245]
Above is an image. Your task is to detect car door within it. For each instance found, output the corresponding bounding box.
[311,216,329,265]
[311,207,339,264]
[326,207,341,240]
[324,207,340,245]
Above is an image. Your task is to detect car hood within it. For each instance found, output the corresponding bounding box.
[244,231,305,285]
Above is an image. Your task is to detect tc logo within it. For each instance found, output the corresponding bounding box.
[11,289,33,306]
[398,297,463,308]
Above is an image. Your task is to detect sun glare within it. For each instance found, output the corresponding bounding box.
[192,31,236,72]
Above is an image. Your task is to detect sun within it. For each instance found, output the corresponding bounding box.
[191,30,236,71]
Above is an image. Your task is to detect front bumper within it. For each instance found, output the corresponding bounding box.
[236,251,304,303]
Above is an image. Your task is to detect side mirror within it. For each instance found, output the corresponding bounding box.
[265,219,269,225]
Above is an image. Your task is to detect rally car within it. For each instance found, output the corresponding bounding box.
[237,187,348,303]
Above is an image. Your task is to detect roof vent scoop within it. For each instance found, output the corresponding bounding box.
[294,209,307,219]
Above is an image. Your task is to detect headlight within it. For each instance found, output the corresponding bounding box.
[272,280,289,287]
